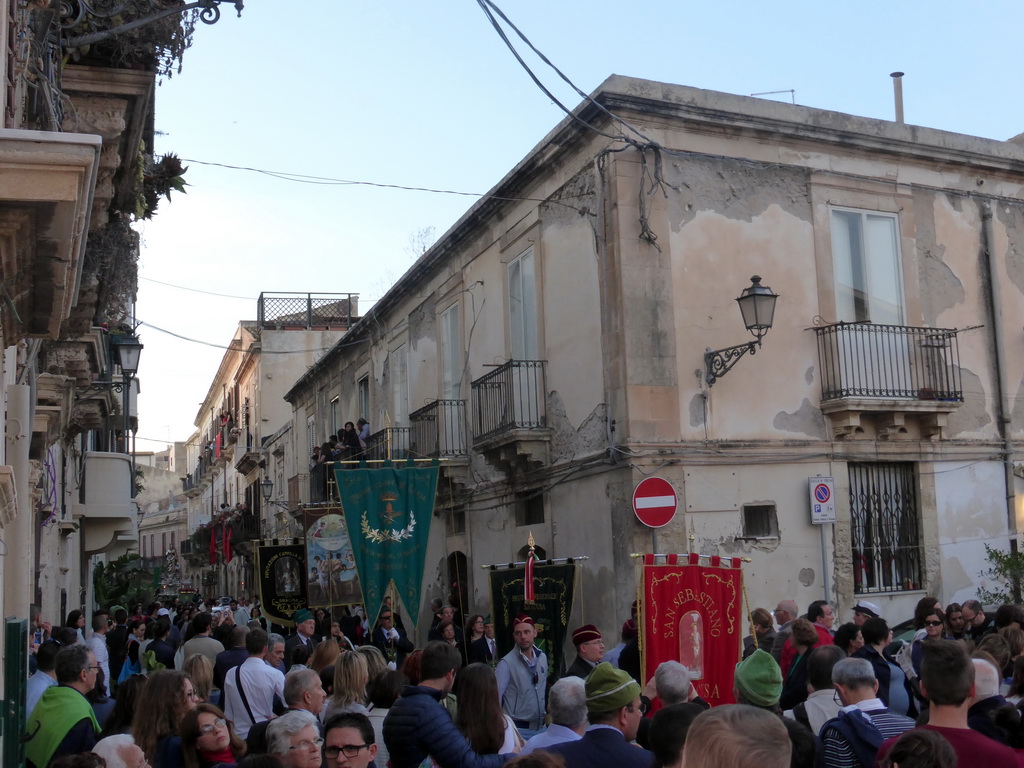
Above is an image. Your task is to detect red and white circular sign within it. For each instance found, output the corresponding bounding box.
[632,476,678,528]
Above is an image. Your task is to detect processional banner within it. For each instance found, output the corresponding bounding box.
[303,506,365,609]
[334,463,438,627]
[642,554,743,707]
[254,543,306,628]
[489,563,576,682]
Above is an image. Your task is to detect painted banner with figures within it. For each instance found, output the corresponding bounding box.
[303,505,365,608]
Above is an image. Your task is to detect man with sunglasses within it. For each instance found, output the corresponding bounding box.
[324,712,378,768]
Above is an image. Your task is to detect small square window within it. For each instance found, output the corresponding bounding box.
[515,492,544,527]
[742,504,778,538]
[447,509,466,536]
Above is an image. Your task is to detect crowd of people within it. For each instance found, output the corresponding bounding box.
[22,592,1024,768]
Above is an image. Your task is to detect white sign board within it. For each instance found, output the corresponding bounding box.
[809,476,837,524]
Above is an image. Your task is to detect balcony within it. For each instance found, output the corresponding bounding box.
[183,528,211,567]
[230,515,262,555]
[74,452,135,555]
[814,323,963,439]
[410,400,468,457]
[471,360,549,473]
[364,427,411,462]
[258,292,359,330]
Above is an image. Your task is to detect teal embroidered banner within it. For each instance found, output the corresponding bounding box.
[334,463,438,627]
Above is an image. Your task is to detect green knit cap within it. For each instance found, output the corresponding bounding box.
[734,649,782,706]
[585,661,641,712]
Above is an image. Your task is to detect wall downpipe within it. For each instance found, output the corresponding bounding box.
[981,201,1020,599]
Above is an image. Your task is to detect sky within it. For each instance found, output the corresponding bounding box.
[133,0,1024,452]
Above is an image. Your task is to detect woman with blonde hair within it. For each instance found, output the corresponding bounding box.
[323,649,369,720]
[183,654,215,704]
[682,704,789,768]
[180,702,246,767]
[132,669,199,765]
[308,637,341,674]
[356,644,388,684]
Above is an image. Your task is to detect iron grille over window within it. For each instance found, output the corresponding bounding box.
[850,462,922,594]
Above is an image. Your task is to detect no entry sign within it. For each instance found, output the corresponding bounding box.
[633,476,678,528]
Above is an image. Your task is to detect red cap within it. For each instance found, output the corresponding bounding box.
[514,613,535,628]
[572,624,601,646]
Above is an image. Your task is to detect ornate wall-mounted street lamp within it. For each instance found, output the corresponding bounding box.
[114,334,143,496]
[704,275,779,387]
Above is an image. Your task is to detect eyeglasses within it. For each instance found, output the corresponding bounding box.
[86,665,101,672]
[199,718,227,735]
[290,738,325,751]
[923,620,943,627]
[380,615,393,621]
[325,744,369,759]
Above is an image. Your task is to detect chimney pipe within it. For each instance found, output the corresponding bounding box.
[890,71,905,124]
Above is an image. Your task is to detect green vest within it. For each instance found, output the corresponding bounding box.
[24,685,100,768]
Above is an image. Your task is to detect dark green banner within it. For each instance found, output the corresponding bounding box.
[334,463,438,628]
[489,563,576,682]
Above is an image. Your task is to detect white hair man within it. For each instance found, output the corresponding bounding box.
[521,676,587,754]
[92,734,146,768]
[636,661,707,748]
[966,658,1011,743]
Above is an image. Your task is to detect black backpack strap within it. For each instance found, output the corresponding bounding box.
[793,701,810,730]
[235,665,257,725]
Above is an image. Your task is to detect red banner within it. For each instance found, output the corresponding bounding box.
[224,522,233,564]
[642,557,743,707]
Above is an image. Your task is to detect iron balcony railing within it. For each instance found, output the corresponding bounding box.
[364,427,411,462]
[814,323,963,402]
[471,360,546,443]
[257,292,358,330]
[410,399,468,457]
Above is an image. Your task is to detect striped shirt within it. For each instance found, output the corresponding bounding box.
[820,700,915,768]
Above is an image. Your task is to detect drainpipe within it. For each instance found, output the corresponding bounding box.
[5,384,32,623]
[981,201,1020,601]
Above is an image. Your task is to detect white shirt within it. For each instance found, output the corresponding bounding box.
[86,633,110,688]
[222,656,285,737]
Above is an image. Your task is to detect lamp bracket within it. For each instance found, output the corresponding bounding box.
[63,0,244,49]
[75,379,128,401]
[704,341,760,387]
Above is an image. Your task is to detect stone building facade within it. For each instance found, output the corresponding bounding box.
[281,76,1024,647]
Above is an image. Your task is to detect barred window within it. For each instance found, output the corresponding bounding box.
[850,462,922,593]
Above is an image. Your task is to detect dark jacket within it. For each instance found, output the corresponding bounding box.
[372,626,414,668]
[967,694,1014,745]
[548,726,655,768]
[468,637,496,666]
[565,656,597,680]
[213,646,249,690]
[284,633,318,672]
[851,645,917,717]
[382,684,509,768]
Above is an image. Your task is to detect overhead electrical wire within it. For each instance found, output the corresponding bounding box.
[174,158,592,215]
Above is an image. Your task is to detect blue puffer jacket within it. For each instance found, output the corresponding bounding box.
[382,685,510,768]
